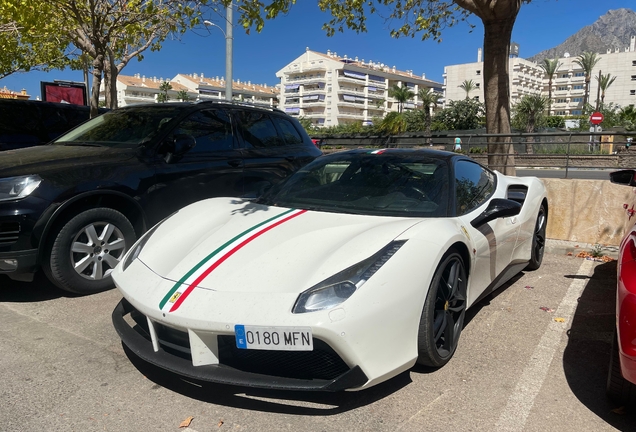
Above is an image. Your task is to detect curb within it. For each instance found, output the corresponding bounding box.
[545,239,619,259]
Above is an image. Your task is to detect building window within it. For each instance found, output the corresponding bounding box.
[574,72,585,77]
[556,98,566,103]
[631,90,636,95]
[475,83,480,88]
[632,75,636,81]
[557,86,568,91]
[476,70,481,76]
[632,61,636,66]
[573,85,584,90]
[571,110,582,115]
[560,73,569,78]
[572,97,583,103]
[555,111,566,115]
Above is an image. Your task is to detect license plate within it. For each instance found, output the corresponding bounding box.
[234,325,313,351]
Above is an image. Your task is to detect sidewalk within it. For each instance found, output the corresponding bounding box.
[545,238,619,259]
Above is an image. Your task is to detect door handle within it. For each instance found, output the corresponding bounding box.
[227,159,243,168]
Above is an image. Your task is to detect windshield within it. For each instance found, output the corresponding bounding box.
[263,152,450,217]
[53,106,184,146]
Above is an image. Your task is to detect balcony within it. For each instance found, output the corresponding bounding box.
[303,112,325,118]
[303,87,326,95]
[367,90,386,98]
[337,76,367,85]
[302,100,327,107]
[337,88,366,96]
[286,75,327,84]
[300,64,327,72]
[337,111,365,119]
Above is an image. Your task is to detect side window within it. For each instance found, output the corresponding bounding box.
[236,111,284,148]
[173,109,233,152]
[455,160,495,215]
[271,116,303,145]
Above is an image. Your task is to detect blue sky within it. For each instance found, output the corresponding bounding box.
[1,0,633,99]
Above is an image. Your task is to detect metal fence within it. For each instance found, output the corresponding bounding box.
[311,131,636,177]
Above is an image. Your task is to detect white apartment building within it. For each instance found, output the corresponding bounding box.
[444,36,636,116]
[276,49,443,128]
[113,73,278,107]
[172,74,278,106]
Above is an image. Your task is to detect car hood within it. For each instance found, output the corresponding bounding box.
[0,144,137,177]
[137,198,424,294]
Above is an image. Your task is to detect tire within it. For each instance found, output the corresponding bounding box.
[526,203,547,271]
[44,208,136,294]
[607,330,636,407]
[417,250,467,368]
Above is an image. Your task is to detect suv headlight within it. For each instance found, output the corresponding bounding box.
[292,241,406,313]
[0,175,42,202]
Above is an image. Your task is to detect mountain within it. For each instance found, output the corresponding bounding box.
[527,8,636,62]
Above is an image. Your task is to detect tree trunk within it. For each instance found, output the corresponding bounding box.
[547,77,553,114]
[89,55,104,118]
[103,54,119,109]
[482,17,516,175]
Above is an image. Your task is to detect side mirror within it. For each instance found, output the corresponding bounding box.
[163,134,196,163]
[173,134,196,156]
[610,170,636,186]
[470,198,522,229]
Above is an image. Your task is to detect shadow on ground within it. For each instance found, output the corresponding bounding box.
[123,344,410,415]
[0,272,80,302]
[563,260,636,430]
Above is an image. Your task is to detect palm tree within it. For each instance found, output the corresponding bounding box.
[573,52,601,109]
[177,89,191,102]
[458,79,477,99]
[539,58,562,114]
[378,111,407,134]
[418,87,442,140]
[157,81,172,103]
[389,84,415,113]
[619,105,636,131]
[513,94,548,154]
[596,72,617,107]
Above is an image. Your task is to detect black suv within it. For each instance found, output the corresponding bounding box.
[0,101,321,293]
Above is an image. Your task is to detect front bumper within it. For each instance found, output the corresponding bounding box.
[0,248,38,275]
[112,298,368,391]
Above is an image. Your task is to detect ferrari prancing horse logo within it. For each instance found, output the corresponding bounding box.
[168,292,181,304]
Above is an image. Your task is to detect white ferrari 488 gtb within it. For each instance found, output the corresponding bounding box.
[112,149,547,391]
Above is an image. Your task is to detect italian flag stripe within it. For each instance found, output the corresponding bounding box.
[158,208,306,312]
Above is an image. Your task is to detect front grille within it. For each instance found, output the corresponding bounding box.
[0,222,20,246]
[129,308,350,381]
[218,336,350,381]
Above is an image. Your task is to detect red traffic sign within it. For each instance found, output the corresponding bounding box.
[590,111,604,125]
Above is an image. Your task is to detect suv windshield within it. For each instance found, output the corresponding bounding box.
[54,105,184,146]
[262,152,450,217]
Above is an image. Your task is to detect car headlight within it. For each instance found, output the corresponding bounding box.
[0,175,42,202]
[292,241,406,313]
[121,214,175,271]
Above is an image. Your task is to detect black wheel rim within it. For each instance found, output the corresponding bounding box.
[533,208,546,261]
[432,257,467,358]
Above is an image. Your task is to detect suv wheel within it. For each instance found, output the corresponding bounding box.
[45,208,136,294]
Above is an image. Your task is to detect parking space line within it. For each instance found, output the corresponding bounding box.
[494,258,594,431]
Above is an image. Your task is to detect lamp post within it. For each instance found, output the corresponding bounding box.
[204,2,233,101]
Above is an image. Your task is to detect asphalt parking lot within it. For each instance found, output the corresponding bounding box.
[1,252,635,432]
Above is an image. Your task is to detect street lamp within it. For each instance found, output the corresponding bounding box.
[204,2,233,101]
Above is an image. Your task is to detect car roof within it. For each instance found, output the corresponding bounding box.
[327,148,465,162]
[115,100,285,115]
